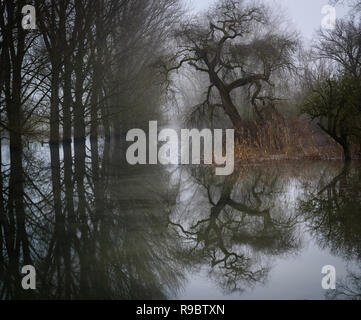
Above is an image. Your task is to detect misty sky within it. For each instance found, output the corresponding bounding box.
[184,0,349,42]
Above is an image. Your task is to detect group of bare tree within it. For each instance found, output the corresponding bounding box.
[1,0,360,163]
[0,0,181,298]
[1,0,181,150]
[1,0,361,299]
[165,0,361,160]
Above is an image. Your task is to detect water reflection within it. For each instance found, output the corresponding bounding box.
[299,163,361,300]
[0,139,185,299]
[170,166,301,294]
[0,138,361,300]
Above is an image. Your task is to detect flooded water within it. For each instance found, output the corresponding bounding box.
[1,140,361,300]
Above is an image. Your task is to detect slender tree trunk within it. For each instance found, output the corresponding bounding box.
[63,59,73,143]
[49,144,65,295]
[74,138,89,296]
[7,19,30,265]
[101,92,111,141]
[90,0,105,142]
[63,141,74,298]
[73,84,86,142]
[50,68,60,145]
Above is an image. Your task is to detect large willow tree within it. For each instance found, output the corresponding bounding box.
[166,0,298,138]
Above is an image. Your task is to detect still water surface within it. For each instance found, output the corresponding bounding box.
[1,140,360,299]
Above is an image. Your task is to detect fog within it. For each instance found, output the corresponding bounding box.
[186,0,348,41]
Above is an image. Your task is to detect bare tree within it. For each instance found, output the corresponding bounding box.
[302,74,360,161]
[316,19,361,79]
[0,0,34,271]
[165,0,297,138]
[301,17,361,160]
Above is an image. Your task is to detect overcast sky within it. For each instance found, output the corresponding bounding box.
[184,0,349,43]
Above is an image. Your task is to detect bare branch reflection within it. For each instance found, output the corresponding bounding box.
[170,165,302,294]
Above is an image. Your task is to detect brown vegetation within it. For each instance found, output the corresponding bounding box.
[234,116,347,163]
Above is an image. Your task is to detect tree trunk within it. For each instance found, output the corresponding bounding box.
[342,141,352,162]
[63,59,73,143]
[210,71,244,143]
[49,143,66,294]
[63,141,74,297]
[73,66,86,142]
[50,68,60,144]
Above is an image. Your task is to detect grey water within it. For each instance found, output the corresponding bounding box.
[0,140,360,300]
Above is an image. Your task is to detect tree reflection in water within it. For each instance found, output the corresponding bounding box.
[1,138,361,300]
[0,139,185,299]
[299,163,361,300]
[170,165,302,294]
